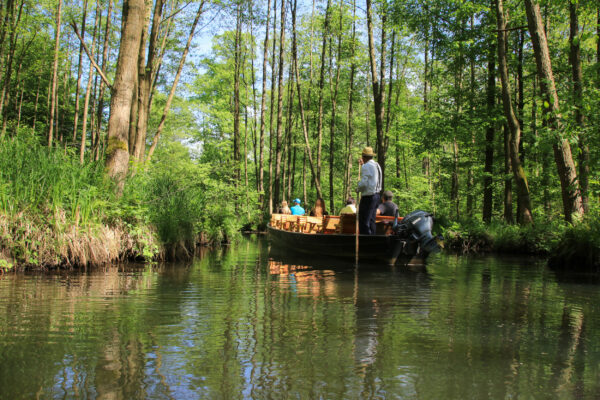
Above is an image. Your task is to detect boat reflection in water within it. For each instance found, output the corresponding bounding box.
[267,245,432,374]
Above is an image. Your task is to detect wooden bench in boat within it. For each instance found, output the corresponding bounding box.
[270,214,403,235]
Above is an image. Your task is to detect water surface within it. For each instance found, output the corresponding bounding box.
[1,236,599,399]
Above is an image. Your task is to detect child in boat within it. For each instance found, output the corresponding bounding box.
[278,200,291,214]
[290,199,305,215]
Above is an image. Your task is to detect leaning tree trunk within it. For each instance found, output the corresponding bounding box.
[496,0,533,224]
[105,0,145,188]
[524,0,582,222]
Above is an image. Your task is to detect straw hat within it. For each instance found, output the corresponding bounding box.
[361,146,376,157]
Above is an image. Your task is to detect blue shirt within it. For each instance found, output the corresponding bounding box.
[290,205,305,215]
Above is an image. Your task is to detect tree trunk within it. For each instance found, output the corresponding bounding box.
[105,0,145,187]
[315,0,331,188]
[273,0,286,208]
[569,0,588,213]
[503,124,513,224]
[80,1,100,164]
[423,4,429,111]
[482,0,495,223]
[516,29,525,164]
[268,0,277,214]
[47,0,62,147]
[328,2,342,212]
[343,0,357,203]
[496,0,533,224]
[32,79,40,131]
[524,0,582,222]
[233,3,242,184]
[282,66,295,199]
[366,0,387,190]
[133,0,164,162]
[258,0,271,207]
[72,0,88,143]
[95,0,112,160]
[0,0,22,136]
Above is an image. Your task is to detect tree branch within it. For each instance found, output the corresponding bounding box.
[69,20,112,91]
[496,25,528,32]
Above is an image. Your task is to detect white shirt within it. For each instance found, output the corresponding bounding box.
[357,160,382,196]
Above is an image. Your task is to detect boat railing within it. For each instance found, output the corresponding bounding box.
[270,214,402,235]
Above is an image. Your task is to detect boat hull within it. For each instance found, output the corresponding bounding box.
[267,225,427,266]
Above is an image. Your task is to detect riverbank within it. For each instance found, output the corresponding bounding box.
[441,216,600,272]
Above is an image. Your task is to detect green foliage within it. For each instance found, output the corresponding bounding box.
[441,217,568,255]
[549,212,600,272]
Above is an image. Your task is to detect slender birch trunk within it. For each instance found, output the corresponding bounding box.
[258,0,271,207]
[72,0,88,142]
[80,1,100,164]
[48,0,62,147]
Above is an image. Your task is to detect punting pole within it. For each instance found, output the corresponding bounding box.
[355,164,361,265]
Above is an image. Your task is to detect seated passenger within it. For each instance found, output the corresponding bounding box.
[377,190,398,217]
[290,198,305,215]
[278,200,291,214]
[309,197,329,217]
[339,197,356,214]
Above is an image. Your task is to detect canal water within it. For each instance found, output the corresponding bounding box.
[1,235,599,399]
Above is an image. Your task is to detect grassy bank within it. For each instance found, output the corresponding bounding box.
[0,136,257,271]
[440,213,600,272]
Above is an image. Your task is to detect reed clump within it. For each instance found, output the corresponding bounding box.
[0,136,160,269]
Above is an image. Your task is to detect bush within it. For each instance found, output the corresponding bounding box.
[548,213,600,272]
[440,217,566,255]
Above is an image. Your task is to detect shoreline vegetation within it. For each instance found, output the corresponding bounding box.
[0,136,257,271]
[1,135,597,272]
[441,216,600,273]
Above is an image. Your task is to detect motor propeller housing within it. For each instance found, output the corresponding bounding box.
[393,210,441,254]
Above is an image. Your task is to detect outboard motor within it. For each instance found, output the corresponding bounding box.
[394,210,441,254]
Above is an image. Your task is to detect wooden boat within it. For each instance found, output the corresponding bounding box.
[268,213,438,266]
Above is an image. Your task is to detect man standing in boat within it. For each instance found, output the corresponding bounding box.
[357,147,382,235]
